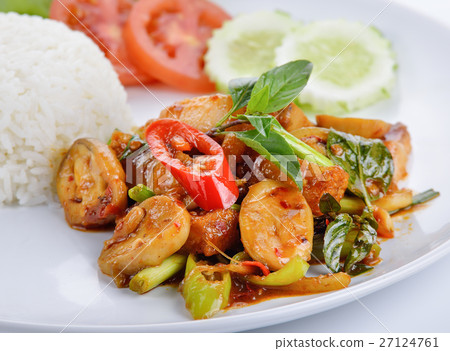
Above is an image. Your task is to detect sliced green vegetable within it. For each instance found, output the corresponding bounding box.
[230,204,241,211]
[339,196,366,215]
[412,189,440,206]
[272,122,334,167]
[129,254,187,294]
[0,0,52,17]
[205,11,300,91]
[323,214,353,273]
[128,184,155,202]
[275,20,396,114]
[182,255,231,320]
[245,255,309,286]
[247,60,313,114]
[232,251,251,262]
[371,242,382,259]
[389,189,440,215]
[327,129,394,206]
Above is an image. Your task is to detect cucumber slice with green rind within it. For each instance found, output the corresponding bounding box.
[276,20,397,114]
[205,11,300,92]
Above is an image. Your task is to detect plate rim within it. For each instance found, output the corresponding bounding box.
[1,227,449,332]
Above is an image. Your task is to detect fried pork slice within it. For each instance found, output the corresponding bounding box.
[383,123,411,191]
[158,94,233,132]
[302,162,349,216]
[180,208,240,256]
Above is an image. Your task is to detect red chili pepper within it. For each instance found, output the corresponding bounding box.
[145,119,239,211]
[241,261,270,276]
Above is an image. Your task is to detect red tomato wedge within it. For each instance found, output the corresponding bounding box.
[145,119,239,211]
[124,0,231,92]
[50,0,154,86]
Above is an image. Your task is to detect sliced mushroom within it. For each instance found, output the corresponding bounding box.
[56,138,127,229]
[383,123,412,190]
[273,103,314,132]
[157,94,234,132]
[239,180,314,271]
[98,195,190,287]
[316,114,391,139]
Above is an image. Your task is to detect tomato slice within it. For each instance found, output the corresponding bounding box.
[49,0,154,86]
[124,0,230,92]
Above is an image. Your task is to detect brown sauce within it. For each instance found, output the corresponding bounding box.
[226,274,310,309]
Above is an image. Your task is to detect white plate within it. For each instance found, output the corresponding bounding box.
[1,0,450,332]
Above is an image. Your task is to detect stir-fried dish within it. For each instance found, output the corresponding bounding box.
[56,61,439,319]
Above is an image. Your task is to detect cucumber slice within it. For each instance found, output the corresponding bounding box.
[276,20,396,114]
[205,11,300,92]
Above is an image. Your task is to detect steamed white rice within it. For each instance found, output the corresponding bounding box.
[0,13,133,206]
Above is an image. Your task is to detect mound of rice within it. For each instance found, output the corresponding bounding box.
[0,13,133,206]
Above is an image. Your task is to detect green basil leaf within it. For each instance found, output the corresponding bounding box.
[344,216,377,272]
[238,114,274,138]
[327,129,394,204]
[247,60,313,114]
[319,193,342,215]
[229,77,258,112]
[231,129,303,190]
[311,232,326,261]
[216,77,258,127]
[347,263,374,276]
[247,85,270,114]
[323,214,353,273]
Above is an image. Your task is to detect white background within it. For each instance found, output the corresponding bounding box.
[248,0,450,333]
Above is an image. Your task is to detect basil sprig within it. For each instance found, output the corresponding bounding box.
[319,193,379,275]
[326,129,394,206]
[231,128,303,190]
[343,209,378,272]
[215,77,257,127]
[218,60,318,190]
[247,60,313,114]
[323,213,354,273]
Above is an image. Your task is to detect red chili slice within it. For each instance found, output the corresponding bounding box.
[145,119,239,211]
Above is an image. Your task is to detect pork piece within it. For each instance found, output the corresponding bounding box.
[383,123,411,190]
[157,95,310,134]
[180,208,240,256]
[158,94,233,132]
[109,130,144,159]
[245,152,349,216]
[220,122,253,163]
[273,102,314,131]
[301,162,349,216]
